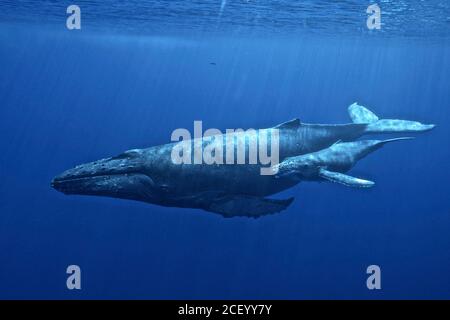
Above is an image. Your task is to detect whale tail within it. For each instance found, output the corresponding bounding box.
[348,102,435,133]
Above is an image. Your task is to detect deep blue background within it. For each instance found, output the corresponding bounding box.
[0,2,449,299]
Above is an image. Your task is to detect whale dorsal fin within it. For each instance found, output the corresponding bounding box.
[275,118,301,129]
[319,169,375,188]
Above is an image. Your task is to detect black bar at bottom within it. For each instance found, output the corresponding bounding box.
[0,300,447,318]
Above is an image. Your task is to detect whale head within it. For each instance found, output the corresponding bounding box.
[51,149,163,203]
[275,153,322,180]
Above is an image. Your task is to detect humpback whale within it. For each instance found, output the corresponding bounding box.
[275,137,414,188]
[51,104,434,218]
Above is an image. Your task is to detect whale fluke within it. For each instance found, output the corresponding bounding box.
[366,119,435,133]
[348,102,435,133]
[348,102,379,123]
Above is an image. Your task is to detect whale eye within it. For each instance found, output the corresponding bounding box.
[159,184,170,193]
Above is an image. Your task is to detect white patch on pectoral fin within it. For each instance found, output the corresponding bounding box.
[207,195,294,218]
[319,168,375,188]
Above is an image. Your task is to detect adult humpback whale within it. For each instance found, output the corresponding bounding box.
[51,104,434,217]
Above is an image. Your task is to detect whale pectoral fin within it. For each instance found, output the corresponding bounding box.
[319,169,375,188]
[207,195,294,218]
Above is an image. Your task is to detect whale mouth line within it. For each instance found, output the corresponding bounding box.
[51,173,121,194]
[51,172,132,186]
[51,171,152,196]
[52,172,129,183]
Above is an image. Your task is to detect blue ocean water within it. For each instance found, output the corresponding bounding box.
[0,1,449,299]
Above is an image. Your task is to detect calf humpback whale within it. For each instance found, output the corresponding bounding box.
[52,103,434,218]
[275,137,414,188]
